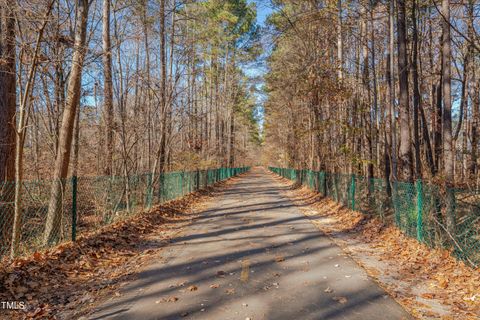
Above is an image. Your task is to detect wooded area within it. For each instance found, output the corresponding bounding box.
[1,0,479,263]
[0,0,261,258]
[264,0,479,188]
[263,0,480,266]
[1,1,480,318]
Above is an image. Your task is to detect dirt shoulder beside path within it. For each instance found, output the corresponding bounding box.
[271,173,480,320]
[0,178,235,319]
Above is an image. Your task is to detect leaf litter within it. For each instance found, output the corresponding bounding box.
[0,184,224,319]
[276,175,480,320]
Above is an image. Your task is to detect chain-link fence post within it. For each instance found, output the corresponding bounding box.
[180,171,184,196]
[445,186,456,243]
[416,179,423,241]
[71,176,78,241]
[146,173,153,209]
[333,173,338,202]
[196,169,200,191]
[351,174,356,211]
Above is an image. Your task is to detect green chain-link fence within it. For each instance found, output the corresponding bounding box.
[0,167,249,260]
[269,167,480,268]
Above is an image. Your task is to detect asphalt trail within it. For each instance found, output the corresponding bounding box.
[89,168,411,320]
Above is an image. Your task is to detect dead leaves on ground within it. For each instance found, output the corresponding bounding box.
[187,285,198,292]
[0,188,216,319]
[216,270,226,277]
[283,182,480,319]
[332,296,348,304]
[156,296,179,304]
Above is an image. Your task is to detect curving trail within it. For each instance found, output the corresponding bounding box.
[89,167,411,320]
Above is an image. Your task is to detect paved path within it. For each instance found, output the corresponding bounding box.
[89,168,411,320]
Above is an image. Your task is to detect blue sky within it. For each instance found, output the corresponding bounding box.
[251,0,273,25]
[247,0,274,133]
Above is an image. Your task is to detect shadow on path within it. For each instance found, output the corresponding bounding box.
[88,168,412,320]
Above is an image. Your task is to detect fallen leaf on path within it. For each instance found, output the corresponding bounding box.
[333,296,348,304]
[225,288,235,295]
[241,260,250,282]
[324,287,333,293]
[210,284,219,288]
[163,296,179,302]
[216,270,226,277]
[275,256,285,262]
[187,285,198,291]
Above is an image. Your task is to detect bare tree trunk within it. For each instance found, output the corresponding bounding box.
[158,0,167,175]
[103,0,114,176]
[43,0,89,245]
[388,0,397,182]
[466,0,477,180]
[11,0,53,257]
[336,0,343,80]
[411,0,422,179]
[441,0,455,232]
[229,110,235,167]
[470,77,479,179]
[142,0,152,172]
[396,0,413,181]
[0,1,16,250]
[0,2,16,184]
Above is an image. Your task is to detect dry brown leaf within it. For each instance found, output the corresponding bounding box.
[158,296,179,303]
[333,296,348,304]
[33,252,42,261]
[421,293,435,299]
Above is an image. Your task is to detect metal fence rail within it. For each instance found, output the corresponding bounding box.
[0,167,249,259]
[269,167,480,268]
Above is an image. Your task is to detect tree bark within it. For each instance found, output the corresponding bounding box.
[103,0,114,176]
[441,0,455,234]
[0,1,16,251]
[396,0,413,181]
[158,0,167,175]
[336,0,343,80]
[43,0,89,245]
[0,1,16,184]
[411,0,422,179]
[388,0,397,182]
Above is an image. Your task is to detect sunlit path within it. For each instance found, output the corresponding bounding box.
[89,168,411,320]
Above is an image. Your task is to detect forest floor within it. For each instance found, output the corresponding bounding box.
[0,178,222,319]
[274,174,480,319]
